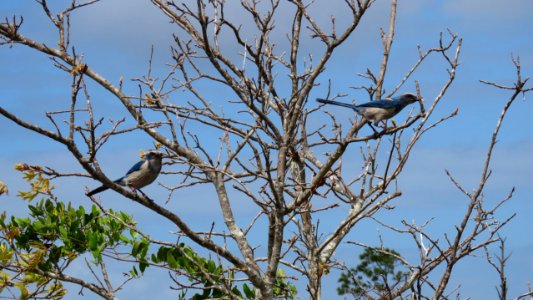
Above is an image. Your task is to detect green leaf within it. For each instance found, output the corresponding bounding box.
[119,234,130,243]
[14,282,30,300]
[139,260,148,273]
[76,205,85,218]
[87,232,98,251]
[243,283,254,299]
[130,266,139,278]
[131,241,141,257]
[207,259,215,273]
[166,251,178,269]
[130,229,138,240]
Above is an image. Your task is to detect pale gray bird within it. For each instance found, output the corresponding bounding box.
[86,151,163,196]
[317,93,419,131]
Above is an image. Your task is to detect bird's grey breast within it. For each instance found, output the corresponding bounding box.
[124,159,161,189]
[148,157,162,175]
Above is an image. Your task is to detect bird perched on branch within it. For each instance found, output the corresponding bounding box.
[86,151,163,197]
[317,93,419,132]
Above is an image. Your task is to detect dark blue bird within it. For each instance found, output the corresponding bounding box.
[87,151,163,196]
[317,93,419,131]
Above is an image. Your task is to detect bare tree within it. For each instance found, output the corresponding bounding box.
[0,1,531,299]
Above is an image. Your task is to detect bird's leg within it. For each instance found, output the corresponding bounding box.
[137,189,155,202]
[126,186,154,202]
[367,122,379,134]
[137,189,148,197]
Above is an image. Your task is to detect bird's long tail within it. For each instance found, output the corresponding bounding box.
[86,185,109,197]
[86,178,124,197]
[316,98,357,110]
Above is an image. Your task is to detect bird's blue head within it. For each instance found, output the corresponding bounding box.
[399,93,419,104]
[142,150,163,160]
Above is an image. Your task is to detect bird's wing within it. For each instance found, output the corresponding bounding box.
[356,100,402,109]
[124,160,145,176]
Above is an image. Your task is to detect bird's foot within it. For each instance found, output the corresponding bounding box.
[137,189,154,202]
[137,189,148,197]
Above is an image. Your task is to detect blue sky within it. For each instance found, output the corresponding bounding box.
[1,0,533,299]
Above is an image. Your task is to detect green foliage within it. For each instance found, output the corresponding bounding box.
[3,200,132,264]
[14,164,52,201]
[150,245,296,299]
[0,172,134,299]
[151,244,227,299]
[337,247,409,298]
[1,164,297,299]
[272,268,297,299]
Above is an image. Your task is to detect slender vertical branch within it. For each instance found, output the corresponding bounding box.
[375,0,397,99]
